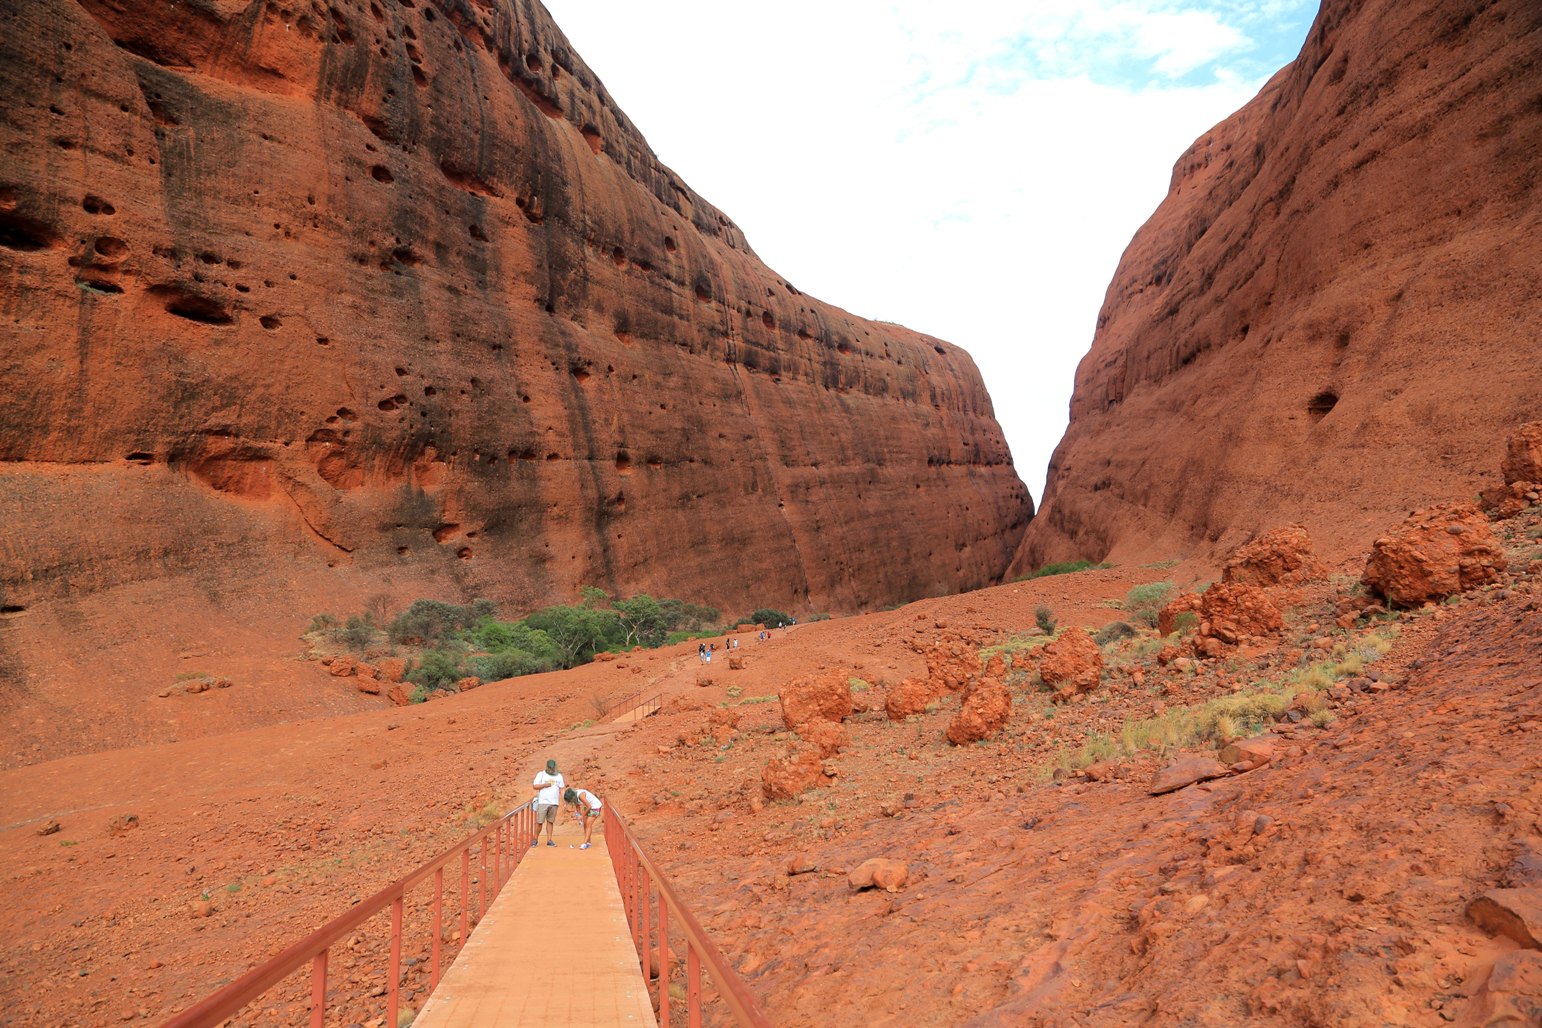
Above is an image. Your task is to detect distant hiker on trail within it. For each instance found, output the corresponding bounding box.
[563,786,603,849]
[531,759,565,848]
[698,642,708,664]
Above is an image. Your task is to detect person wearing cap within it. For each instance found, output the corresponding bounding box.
[563,786,603,849]
[531,759,565,847]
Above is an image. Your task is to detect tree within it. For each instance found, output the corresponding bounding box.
[614,594,668,648]
[524,605,618,667]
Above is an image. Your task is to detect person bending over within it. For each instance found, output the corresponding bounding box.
[563,786,603,849]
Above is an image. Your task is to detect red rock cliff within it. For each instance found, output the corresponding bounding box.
[1012,0,1541,573]
[0,0,1031,637]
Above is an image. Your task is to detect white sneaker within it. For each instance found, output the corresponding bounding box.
[580,843,591,850]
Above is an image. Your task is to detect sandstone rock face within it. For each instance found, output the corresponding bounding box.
[1502,421,1542,486]
[0,0,1029,753]
[1011,0,1542,574]
[779,669,854,732]
[1362,502,1507,607]
[1222,525,1323,588]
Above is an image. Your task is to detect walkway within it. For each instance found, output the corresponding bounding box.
[415,818,656,1027]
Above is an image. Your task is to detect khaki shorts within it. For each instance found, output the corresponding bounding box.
[535,803,558,824]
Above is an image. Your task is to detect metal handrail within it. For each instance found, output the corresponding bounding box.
[599,689,664,721]
[163,801,535,1027]
[604,804,771,1027]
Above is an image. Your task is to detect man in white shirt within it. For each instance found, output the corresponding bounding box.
[531,759,565,847]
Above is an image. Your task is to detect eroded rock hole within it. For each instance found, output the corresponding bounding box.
[126,451,154,464]
[0,212,57,251]
[260,315,281,330]
[93,236,128,257]
[1307,390,1339,421]
[161,291,233,325]
[582,126,603,155]
[664,236,677,252]
[762,311,775,330]
[378,394,407,411]
[370,164,394,183]
[82,195,116,215]
[615,453,632,475]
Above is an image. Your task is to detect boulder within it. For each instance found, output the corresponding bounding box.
[1158,593,1205,637]
[1468,888,1542,949]
[354,663,378,680]
[107,813,140,834]
[847,858,909,893]
[1466,950,1542,1027]
[386,685,411,707]
[1502,421,1542,486]
[1219,735,1277,769]
[1149,757,1229,795]
[707,706,741,730]
[922,635,984,694]
[799,719,849,758]
[36,819,60,836]
[1222,525,1323,587]
[355,677,382,696]
[328,657,357,678]
[779,669,854,731]
[1038,628,1104,700]
[946,677,1011,745]
[455,676,481,692]
[761,747,826,800]
[1362,502,1508,607]
[375,657,406,684]
[1199,583,1283,645]
[885,677,941,721]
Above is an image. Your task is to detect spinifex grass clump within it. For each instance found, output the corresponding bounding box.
[1052,627,1397,772]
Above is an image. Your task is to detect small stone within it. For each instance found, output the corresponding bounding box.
[36,819,61,836]
[847,857,909,893]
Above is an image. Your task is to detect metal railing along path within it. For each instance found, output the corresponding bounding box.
[163,802,536,1027]
[605,804,771,1028]
[599,689,664,722]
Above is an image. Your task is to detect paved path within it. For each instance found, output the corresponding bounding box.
[415,818,655,1027]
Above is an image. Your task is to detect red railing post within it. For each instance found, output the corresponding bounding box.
[387,897,403,1027]
[687,945,702,1028]
[478,838,488,919]
[493,821,502,890]
[460,848,470,944]
[640,866,651,980]
[658,895,670,1028]
[431,867,444,989]
[309,950,327,1028]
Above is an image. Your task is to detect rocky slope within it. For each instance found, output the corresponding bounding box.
[1012,0,1542,574]
[0,0,1029,748]
[3,492,1538,1025]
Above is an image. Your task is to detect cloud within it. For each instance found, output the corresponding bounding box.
[540,0,1316,505]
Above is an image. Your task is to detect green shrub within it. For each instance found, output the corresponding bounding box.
[1027,560,1111,579]
[468,649,545,682]
[1093,621,1136,646]
[1034,605,1057,635]
[339,615,376,653]
[1122,582,1175,627]
[1170,611,1200,636]
[389,599,494,646]
[409,648,466,690]
[746,608,791,628]
[471,619,561,668]
[307,613,339,634]
[658,598,720,633]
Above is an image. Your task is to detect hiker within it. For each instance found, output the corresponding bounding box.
[563,786,604,849]
[531,758,565,847]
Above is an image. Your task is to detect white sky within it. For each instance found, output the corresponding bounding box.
[539,0,1318,505]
